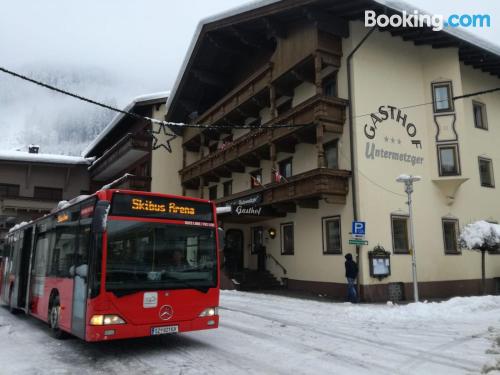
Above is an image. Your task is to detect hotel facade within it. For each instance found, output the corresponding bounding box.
[162,0,500,301]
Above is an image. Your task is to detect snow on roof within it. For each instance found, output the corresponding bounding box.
[166,0,500,113]
[459,220,500,250]
[82,91,170,157]
[0,150,91,165]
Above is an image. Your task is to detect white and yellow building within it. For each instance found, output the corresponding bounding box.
[158,0,500,301]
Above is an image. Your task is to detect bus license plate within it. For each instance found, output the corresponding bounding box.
[151,326,179,335]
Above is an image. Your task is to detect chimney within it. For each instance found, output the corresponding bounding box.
[28,145,39,154]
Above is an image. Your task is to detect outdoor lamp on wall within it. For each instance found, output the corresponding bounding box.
[268,228,276,239]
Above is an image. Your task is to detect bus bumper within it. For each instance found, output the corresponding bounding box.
[86,315,219,342]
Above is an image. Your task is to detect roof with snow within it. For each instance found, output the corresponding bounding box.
[82,91,169,157]
[165,0,500,123]
[0,150,91,166]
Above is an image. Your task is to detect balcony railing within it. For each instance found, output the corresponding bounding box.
[115,175,152,192]
[89,133,150,181]
[216,168,351,210]
[181,94,347,187]
[183,64,273,152]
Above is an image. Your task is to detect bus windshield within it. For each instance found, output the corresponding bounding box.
[106,220,217,294]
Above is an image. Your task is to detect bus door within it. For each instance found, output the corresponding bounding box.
[71,202,94,339]
[17,227,33,312]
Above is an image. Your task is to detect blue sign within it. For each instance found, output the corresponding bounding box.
[352,221,366,236]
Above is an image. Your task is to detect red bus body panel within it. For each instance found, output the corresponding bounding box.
[85,289,219,341]
[1,189,220,342]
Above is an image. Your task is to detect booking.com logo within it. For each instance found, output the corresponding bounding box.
[365,10,491,31]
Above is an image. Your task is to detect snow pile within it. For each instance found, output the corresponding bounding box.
[460,220,500,250]
[100,173,134,190]
[8,221,29,233]
[0,150,91,165]
[344,295,500,323]
[222,290,500,325]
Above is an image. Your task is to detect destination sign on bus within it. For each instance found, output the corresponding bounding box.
[111,193,213,222]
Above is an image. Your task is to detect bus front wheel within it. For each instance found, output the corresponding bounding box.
[49,296,67,340]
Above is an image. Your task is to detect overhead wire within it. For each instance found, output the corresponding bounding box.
[1,65,499,197]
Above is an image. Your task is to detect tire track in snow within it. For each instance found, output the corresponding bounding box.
[221,305,484,373]
[221,320,396,374]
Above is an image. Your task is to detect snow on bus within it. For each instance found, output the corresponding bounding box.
[0,189,220,341]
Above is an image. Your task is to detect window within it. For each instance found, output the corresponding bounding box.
[479,157,495,188]
[442,219,460,254]
[34,186,63,201]
[223,180,232,197]
[437,144,460,176]
[208,185,218,201]
[473,101,488,130]
[281,222,294,255]
[391,215,409,254]
[278,158,292,179]
[324,140,339,169]
[0,183,20,197]
[322,216,342,254]
[250,169,263,188]
[251,226,264,254]
[322,76,337,97]
[432,82,453,113]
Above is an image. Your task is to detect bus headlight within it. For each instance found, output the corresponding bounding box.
[199,307,218,317]
[90,314,126,325]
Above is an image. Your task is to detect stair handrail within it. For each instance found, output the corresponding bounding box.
[266,254,287,275]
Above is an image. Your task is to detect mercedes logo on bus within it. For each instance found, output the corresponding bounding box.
[159,305,174,321]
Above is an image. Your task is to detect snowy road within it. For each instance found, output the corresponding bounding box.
[1,291,500,374]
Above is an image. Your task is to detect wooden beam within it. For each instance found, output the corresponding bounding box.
[303,7,349,37]
[262,17,287,39]
[191,68,226,89]
[206,32,248,55]
[228,26,263,49]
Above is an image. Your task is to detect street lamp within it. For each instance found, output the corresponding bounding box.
[396,174,421,302]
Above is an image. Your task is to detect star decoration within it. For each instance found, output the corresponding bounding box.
[150,123,177,153]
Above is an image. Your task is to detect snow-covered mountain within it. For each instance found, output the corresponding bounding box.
[0,64,151,155]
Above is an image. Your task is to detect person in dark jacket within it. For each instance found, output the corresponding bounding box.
[345,253,358,303]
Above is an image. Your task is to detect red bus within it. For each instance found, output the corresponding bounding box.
[0,189,220,341]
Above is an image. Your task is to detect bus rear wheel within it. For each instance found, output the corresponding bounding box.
[49,296,67,340]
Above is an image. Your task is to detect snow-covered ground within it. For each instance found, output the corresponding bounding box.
[1,291,500,374]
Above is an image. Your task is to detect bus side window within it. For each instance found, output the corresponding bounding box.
[75,219,92,278]
[33,234,50,277]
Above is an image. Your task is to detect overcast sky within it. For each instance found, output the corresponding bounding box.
[0,0,498,154]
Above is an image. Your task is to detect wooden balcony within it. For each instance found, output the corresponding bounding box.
[181,94,347,188]
[89,133,150,181]
[216,168,351,218]
[115,175,151,192]
[183,63,273,152]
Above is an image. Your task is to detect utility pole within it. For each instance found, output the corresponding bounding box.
[396,175,421,302]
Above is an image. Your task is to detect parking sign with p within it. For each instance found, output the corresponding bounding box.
[352,221,366,238]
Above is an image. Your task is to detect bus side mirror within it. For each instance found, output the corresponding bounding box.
[92,201,110,233]
[218,227,225,250]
